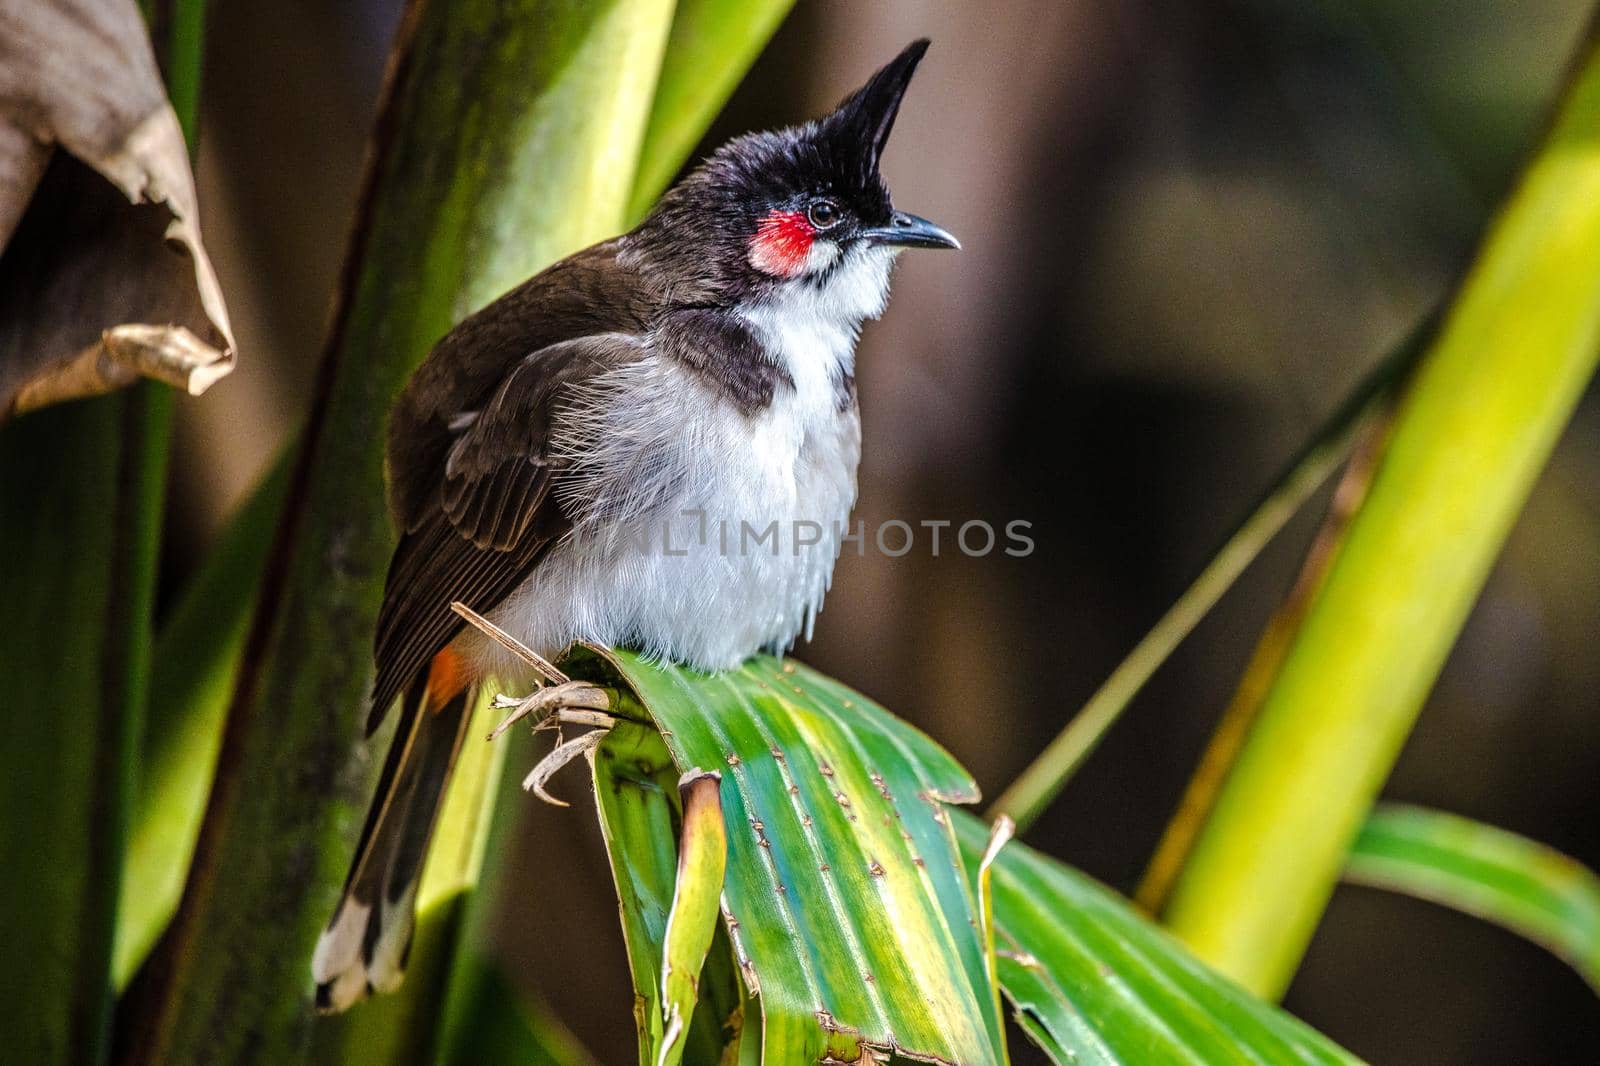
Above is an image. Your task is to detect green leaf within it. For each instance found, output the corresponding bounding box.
[973,816,1015,1046]
[594,720,691,1062]
[568,647,1007,1066]
[0,390,166,1064]
[627,0,796,221]
[593,719,751,1066]
[1345,804,1600,994]
[657,771,728,1066]
[1156,26,1600,998]
[948,812,1360,1066]
[115,452,291,988]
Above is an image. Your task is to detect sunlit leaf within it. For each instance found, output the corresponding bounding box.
[115,452,290,988]
[592,720,747,1066]
[627,0,796,220]
[1345,804,1600,994]
[657,771,728,1066]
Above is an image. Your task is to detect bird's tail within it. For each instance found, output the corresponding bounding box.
[313,649,474,1012]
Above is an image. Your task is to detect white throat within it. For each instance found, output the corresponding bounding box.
[740,242,898,413]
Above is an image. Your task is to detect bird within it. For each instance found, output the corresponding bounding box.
[312,38,958,1011]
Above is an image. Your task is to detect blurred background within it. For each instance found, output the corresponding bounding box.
[165,1,1599,1062]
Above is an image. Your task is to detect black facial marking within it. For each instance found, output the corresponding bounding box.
[833,368,857,412]
[660,308,789,414]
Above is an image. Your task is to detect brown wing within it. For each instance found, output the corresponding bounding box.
[385,240,657,534]
[368,243,656,729]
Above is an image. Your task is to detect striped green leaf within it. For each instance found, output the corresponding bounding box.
[948,811,1360,1066]
[657,771,729,1066]
[1345,804,1600,994]
[593,720,747,1065]
[568,646,1007,1066]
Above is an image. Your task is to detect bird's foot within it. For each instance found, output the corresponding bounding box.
[487,680,611,741]
[447,601,616,806]
[496,684,615,805]
[520,717,613,806]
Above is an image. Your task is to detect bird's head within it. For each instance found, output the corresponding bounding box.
[638,39,958,317]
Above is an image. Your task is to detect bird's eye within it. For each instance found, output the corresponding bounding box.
[807,199,841,229]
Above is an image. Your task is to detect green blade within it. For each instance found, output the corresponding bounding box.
[1345,804,1600,995]
[0,391,164,1065]
[626,0,796,221]
[594,720,690,1064]
[115,452,290,988]
[949,811,1360,1066]
[566,647,1006,1066]
[592,721,744,1066]
[657,771,728,1066]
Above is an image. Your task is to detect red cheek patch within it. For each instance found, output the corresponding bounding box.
[750,209,815,277]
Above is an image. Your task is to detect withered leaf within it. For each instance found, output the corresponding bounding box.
[0,0,234,418]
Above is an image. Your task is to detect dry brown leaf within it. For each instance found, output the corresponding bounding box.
[0,0,234,418]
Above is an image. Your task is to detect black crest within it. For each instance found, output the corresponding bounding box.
[817,38,929,188]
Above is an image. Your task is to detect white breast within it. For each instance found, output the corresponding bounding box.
[473,250,896,678]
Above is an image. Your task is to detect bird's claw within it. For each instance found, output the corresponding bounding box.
[486,680,610,741]
[484,679,616,806]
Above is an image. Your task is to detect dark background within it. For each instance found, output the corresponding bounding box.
[168,2,1600,1062]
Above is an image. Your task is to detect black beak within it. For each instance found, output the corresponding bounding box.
[861,211,961,250]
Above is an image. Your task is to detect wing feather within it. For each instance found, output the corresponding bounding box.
[368,331,642,731]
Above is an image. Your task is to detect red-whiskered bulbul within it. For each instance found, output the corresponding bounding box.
[313,39,958,1010]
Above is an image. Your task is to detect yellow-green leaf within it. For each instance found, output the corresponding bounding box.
[657,771,728,1066]
[1158,25,1600,998]
[627,0,796,220]
[568,647,1007,1066]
